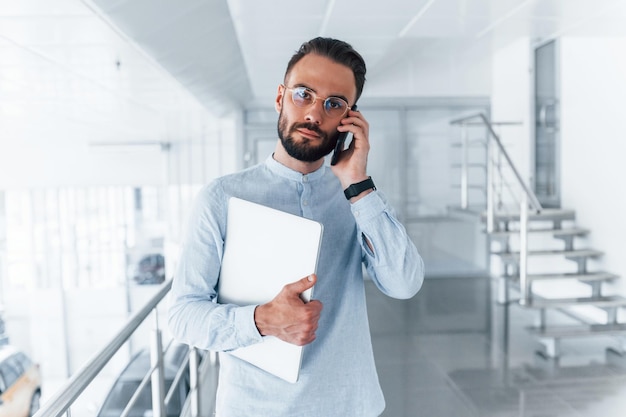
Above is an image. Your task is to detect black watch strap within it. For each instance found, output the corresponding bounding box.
[344,177,376,200]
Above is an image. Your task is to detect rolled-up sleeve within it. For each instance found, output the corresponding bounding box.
[351,191,425,299]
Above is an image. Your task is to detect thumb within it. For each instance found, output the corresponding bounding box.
[285,274,316,295]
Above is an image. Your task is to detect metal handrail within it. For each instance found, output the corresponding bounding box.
[450,113,543,213]
[32,279,202,417]
[451,113,543,304]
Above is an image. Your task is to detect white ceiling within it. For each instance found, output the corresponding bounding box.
[227,0,626,100]
[1,0,625,148]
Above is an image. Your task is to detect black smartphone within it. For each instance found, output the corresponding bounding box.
[330,105,357,166]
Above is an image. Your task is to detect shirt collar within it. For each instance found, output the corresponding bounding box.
[265,154,327,183]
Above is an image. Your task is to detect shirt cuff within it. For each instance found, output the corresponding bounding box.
[234,304,264,346]
[350,190,386,223]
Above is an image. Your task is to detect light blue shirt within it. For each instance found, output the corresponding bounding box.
[168,155,424,417]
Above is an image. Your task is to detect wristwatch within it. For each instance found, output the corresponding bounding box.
[344,177,376,200]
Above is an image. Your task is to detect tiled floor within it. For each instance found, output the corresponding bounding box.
[367,276,626,417]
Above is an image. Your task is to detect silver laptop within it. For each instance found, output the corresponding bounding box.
[217,197,324,383]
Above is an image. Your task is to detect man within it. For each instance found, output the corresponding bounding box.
[168,37,424,416]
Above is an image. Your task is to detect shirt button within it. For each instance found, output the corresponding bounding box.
[303,200,309,206]
[354,210,360,217]
[302,175,308,183]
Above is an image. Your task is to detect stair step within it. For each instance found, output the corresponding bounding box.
[528,323,626,338]
[482,208,576,222]
[493,249,604,262]
[508,271,618,283]
[448,205,487,217]
[489,227,589,238]
[451,184,485,189]
[450,163,486,169]
[451,140,486,148]
[524,295,626,309]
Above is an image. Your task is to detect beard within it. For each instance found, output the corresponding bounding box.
[277,109,339,162]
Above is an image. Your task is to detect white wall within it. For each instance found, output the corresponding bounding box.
[490,38,533,186]
[0,145,165,189]
[367,39,492,98]
[166,111,240,191]
[560,37,626,295]
[0,103,236,189]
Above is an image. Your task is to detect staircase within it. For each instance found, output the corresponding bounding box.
[488,207,626,357]
[450,113,626,358]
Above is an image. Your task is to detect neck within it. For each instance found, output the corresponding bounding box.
[273,140,325,174]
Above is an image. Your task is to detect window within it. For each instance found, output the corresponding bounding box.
[1,186,166,290]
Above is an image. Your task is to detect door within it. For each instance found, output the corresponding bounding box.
[534,40,560,208]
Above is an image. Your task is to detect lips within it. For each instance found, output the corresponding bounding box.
[296,128,322,140]
[293,121,327,139]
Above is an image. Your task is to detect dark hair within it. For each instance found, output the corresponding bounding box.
[284,37,367,102]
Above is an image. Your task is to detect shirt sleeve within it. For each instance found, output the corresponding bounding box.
[350,190,425,299]
[167,183,264,351]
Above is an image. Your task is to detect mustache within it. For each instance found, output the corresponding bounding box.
[290,122,326,138]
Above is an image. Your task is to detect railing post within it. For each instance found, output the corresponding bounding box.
[519,193,530,306]
[189,347,201,417]
[478,114,543,212]
[461,124,469,209]
[150,312,166,417]
[486,136,495,233]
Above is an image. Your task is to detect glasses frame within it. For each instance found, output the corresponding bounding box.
[282,85,351,119]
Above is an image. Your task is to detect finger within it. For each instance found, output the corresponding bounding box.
[341,110,367,127]
[284,274,317,295]
[338,116,360,129]
[307,299,323,314]
[338,118,368,142]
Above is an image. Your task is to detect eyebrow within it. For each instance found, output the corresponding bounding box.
[292,83,350,105]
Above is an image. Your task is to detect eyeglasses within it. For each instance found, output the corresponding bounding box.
[283,85,350,119]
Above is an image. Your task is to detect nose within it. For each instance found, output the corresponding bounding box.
[304,99,325,125]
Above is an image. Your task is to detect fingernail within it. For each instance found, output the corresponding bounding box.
[308,275,314,282]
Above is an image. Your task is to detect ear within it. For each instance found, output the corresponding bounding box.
[275,84,285,113]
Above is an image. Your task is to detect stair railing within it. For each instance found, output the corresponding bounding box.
[450,113,543,304]
[33,279,211,417]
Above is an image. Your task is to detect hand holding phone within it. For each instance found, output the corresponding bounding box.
[330,105,357,166]
[329,106,372,198]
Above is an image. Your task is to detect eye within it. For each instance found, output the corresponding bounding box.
[294,87,313,101]
[326,98,346,110]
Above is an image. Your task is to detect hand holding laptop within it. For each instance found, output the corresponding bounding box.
[254,274,323,346]
[218,197,324,382]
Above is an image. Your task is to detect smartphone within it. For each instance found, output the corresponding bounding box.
[330,105,358,166]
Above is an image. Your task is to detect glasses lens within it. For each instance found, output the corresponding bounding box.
[291,87,312,107]
[324,98,348,117]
